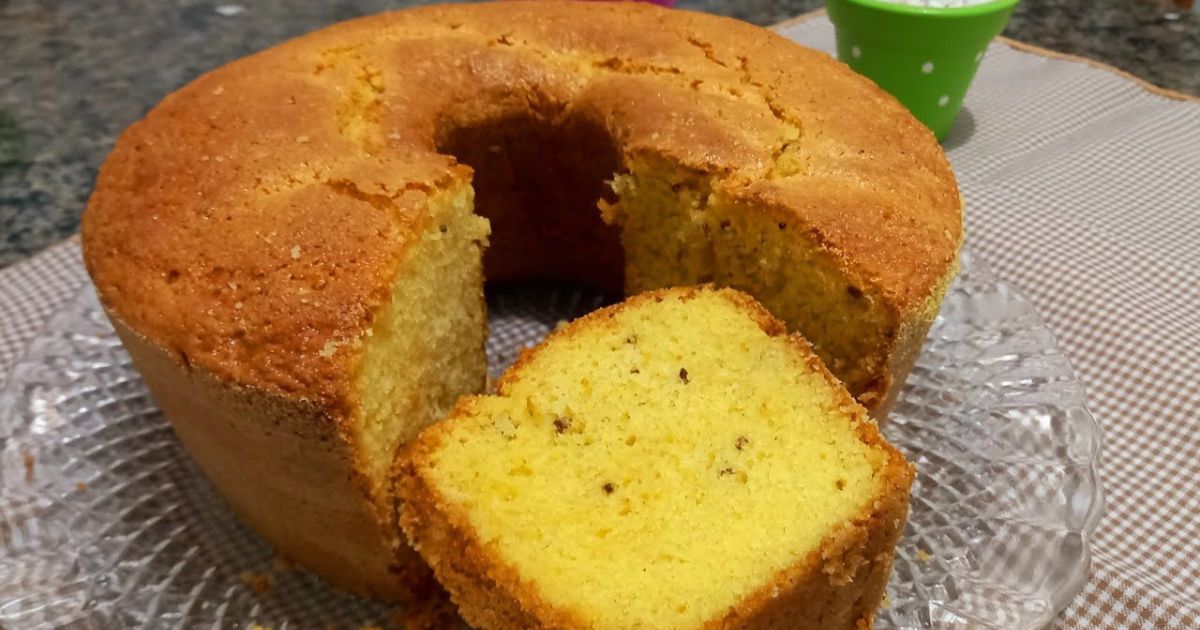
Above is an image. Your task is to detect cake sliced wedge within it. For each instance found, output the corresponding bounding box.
[395,287,915,630]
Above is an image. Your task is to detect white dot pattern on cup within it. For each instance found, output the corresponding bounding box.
[785,19,1200,630]
[851,45,862,58]
[5,18,1200,630]
[938,94,950,106]
[922,61,935,74]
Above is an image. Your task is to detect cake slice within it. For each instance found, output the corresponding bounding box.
[395,287,914,629]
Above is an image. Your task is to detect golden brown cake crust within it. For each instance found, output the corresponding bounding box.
[82,1,960,408]
[397,287,916,629]
[108,316,427,599]
[397,422,590,630]
[81,1,948,601]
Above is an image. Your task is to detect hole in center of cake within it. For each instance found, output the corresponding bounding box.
[436,113,627,298]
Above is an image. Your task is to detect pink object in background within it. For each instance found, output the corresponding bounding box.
[576,0,677,5]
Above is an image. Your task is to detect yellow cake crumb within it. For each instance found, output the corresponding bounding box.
[239,570,273,594]
[399,287,915,630]
[22,451,34,482]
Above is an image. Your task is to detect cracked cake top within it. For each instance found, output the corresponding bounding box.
[82,1,959,406]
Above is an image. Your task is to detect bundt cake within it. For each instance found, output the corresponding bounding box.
[81,1,959,599]
[396,287,915,629]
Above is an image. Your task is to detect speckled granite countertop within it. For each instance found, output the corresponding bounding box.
[0,0,1196,269]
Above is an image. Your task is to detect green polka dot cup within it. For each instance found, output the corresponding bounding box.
[826,0,1020,140]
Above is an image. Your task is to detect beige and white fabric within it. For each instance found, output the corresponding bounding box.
[774,14,1200,629]
[2,12,1198,629]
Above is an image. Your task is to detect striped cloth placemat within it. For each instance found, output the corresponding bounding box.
[2,13,1197,629]
[775,13,1200,629]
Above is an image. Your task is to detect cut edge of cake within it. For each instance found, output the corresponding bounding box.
[395,286,915,629]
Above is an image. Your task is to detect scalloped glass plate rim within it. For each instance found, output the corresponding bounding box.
[0,248,1103,629]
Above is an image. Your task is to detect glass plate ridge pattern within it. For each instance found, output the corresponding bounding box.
[0,250,1103,629]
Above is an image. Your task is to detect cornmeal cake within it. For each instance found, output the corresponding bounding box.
[81,1,956,596]
[397,287,915,629]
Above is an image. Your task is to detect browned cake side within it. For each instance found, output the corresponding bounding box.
[81,1,957,598]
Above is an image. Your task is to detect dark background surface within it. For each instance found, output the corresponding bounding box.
[1,0,1196,270]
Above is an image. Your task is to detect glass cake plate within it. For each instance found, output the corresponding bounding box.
[0,250,1103,629]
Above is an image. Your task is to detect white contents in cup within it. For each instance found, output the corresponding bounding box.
[873,0,997,6]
